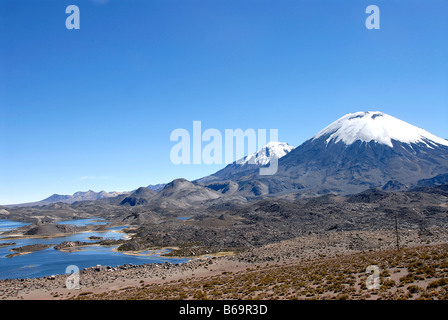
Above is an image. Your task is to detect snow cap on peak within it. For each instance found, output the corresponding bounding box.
[240,141,294,165]
[313,111,448,148]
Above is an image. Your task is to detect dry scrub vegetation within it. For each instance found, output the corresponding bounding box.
[74,243,448,300]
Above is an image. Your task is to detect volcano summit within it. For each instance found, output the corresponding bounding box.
[199,111,448,197]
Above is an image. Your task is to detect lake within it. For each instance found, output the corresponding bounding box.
[0,219,189,280]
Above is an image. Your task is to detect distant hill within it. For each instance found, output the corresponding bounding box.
[120,187,157,206]
[120,178,224,210]
[6,190,130,207]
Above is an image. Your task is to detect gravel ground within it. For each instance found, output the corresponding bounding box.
[1,227,446,300]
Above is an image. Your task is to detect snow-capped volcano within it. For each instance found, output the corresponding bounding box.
[313,111,448,148]
[240,141,295,166]
[195,141,294,184]
[199,111,448,198]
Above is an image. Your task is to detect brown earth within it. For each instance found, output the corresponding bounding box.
[1,228,448,300]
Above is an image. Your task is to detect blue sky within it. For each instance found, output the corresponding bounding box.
[1,0,447,204]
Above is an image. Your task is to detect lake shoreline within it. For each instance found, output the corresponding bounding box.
[2,231,448,300]
[0,218,188,281]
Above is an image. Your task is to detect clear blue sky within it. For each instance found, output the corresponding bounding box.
[1,0,447,204]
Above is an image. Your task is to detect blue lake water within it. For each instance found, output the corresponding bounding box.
[57,218,108,227]
[0,219,189,280]
[0,220,31,233]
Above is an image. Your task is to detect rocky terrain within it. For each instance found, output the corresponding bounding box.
[111,185,448,256]
[0,184,446,299]
[83,242,448,300]
[5,190,130,207]
[0,227,447,300]
[2,185,448,258]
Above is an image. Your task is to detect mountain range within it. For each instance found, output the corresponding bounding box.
[200,111,448,198]
[5,190,130,207]
[9,111,448,207]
